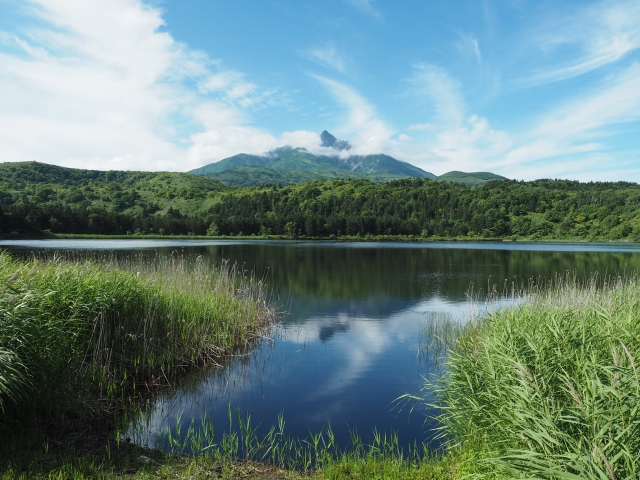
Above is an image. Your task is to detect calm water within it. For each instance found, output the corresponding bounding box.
[3,239,640,450]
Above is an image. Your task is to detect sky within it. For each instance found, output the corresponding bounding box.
[1,0,640,181]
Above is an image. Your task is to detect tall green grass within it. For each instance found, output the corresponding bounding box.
[432,273,640,479]
[0,250,275,421]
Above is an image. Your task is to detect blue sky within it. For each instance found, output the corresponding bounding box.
[1,0,640,180]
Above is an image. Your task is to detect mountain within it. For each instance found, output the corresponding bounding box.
[189,132,438,186]
[207,166,320,187]
[320,130,351,151]
[437,171,508,187]
[188,153,267,176]
[188,131,509,187]
[335,154,430,177]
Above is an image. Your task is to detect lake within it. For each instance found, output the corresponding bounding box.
[3,239,640,451]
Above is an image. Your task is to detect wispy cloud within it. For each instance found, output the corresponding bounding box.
[408,64,466,126]
[455,33,482,64]
[520,0,640,86]
[499,141,602,169]
[302,42,346,73]
[534,62,640,139]
[424,58,640,180]
[342,0,381,18]
[407,123,436,131]
[490,61,640,178]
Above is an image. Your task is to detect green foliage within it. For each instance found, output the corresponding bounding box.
[188,153,268,176]
[151,409,472,479]
[434,275,640,478]
[5,161,640,241]
[437,170,508,186]
[0,348,29,414]
[0,251,274,421]
[0,161,228,236]
[206,165,322,186]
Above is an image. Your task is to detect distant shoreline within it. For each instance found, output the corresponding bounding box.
[0,233,636,243]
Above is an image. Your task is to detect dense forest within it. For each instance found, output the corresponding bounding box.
[3,161,640,241]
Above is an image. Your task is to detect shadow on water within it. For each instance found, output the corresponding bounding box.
[3,239,640,456]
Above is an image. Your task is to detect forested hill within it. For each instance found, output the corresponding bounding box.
[0,161,228,235]
[2,161,640,241]
[187,147,507,187]
[188,148,436,186]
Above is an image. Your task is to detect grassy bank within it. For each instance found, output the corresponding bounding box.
[432,274,640,478]
[0,250,275,475]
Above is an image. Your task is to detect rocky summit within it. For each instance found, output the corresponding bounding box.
[320,130,351,151]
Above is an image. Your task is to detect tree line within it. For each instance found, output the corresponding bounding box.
[3,165,640,241]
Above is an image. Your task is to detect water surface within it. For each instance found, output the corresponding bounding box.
[3,239,640,450]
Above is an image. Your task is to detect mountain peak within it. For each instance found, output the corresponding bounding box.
[320,130,351,151]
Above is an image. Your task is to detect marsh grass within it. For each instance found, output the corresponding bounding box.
[429,272,640,479]
[417,312,465,370]
[141,407,465,479]
[0,250,275,425]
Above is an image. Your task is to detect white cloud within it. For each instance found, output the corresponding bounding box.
[0,0,181,170]
[499,153,630,182]
[407,123,436,131]
[0,0,288,171]
[534,62,640,139]
[306,57,640,180]
[500,140,602,168]
[481,61,640,179]
[199,71,259,105]
[312,75,394,155]
[186,124,335,166]
[309,74,511,174]
[408,64,466,126]
[303,42,346,73]
[520,0,640,86]
[431,115,512,172]
[425,61,639,180]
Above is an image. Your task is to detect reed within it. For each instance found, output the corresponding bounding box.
[432,272,640,478]
[0,250,276,422]
[145,408,463,479]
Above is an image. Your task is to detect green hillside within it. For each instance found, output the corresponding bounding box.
[207,166,321,187]
[335,154,436,178]
[0,161,228,219]
[188,153,267,176]
[265,149,343,173]
[437,171,507,186]
[6,160,640,243]
[188,144,436,186]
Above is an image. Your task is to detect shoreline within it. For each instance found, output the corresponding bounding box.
[1,232,637,243]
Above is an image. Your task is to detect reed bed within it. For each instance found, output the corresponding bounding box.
[432,272,640,479]
[0,250,276,422]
